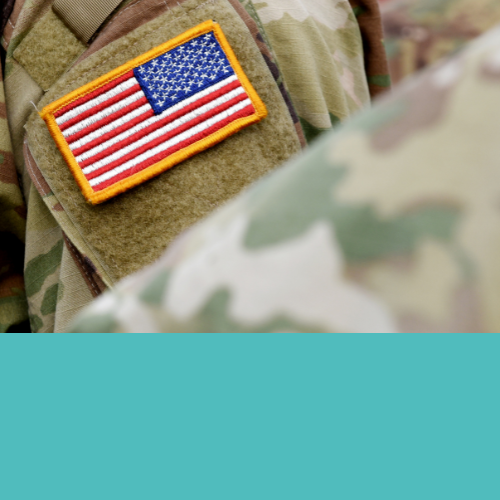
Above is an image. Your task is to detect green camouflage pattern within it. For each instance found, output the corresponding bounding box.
[383,0,500,83]
[1,0,382,332]
[73,24,500,332]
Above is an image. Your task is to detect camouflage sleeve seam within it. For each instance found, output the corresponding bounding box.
[63,234,100,296]
[24,138,46,195]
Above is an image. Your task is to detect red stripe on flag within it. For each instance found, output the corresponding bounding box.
[54,71,135,118]
[65,96,149,144]
[70,109,156,158]
[59,84,142,132]
[79,90,247,169]
[84,94,252,178]
[92,105,255,191]
[71,79,242,158]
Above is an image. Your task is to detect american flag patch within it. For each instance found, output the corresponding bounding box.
[40,20,267,204]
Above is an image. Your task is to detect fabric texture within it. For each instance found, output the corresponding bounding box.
[53,0,124,43]
[26,0,301,283]
[13,9,85,90]
[73,23,500,333]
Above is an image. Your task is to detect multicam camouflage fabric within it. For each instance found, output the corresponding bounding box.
[382,0,500,83]
[1,0,383,332]
[73,24,500,332]
[247,0,371,141]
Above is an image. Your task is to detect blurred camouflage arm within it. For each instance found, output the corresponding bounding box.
[72,23,500,333]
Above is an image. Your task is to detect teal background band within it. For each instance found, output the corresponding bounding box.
[1,334,499,500]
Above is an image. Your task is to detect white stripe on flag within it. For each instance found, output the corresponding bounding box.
[68,104,151,149]
[56,77,138,125]
[89,98,252,187]
[78,86,246,164]
[63,90,146,138]
[68,74,239,150]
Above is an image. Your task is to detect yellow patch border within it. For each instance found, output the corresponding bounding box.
[40,20,268,205]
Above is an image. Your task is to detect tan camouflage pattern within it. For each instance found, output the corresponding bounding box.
[1,0,382,331]
[73,24,500,332]
[382,0,500,84]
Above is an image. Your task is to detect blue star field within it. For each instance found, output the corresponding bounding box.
[133,31,236,115]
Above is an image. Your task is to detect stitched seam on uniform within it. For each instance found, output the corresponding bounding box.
[63,233,100,296]
[24,139,46,195]
[104,0,148,26]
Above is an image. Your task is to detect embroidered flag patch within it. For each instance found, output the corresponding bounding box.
[40,20,267,204]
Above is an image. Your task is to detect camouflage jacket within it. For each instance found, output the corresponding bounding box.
[74,22,500,333]
[0,0,388,332]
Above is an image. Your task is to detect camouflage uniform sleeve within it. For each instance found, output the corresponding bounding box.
[382,0,500,84]
[72,24,500,333]
[248,0,372,143]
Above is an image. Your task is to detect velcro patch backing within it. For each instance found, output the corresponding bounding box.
[40,20,267,204]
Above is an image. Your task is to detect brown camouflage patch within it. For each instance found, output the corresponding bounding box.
[13,204,26,219]
[0,151,17,184]
[0,274,24,299]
